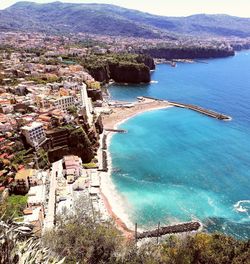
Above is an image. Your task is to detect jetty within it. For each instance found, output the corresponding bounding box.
[136,221,201,240]
[105,128,127,133]
[139,96,231,120]
[168,101,231,121]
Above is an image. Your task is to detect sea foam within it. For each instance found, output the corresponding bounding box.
[233,200,250,213]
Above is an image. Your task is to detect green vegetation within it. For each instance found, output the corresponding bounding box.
[39,57,60,65]
[0,194,27,220]
[60,124,76,131]
[67,105,78,117]
[75,53,145,70]
[38,148,49,169]
[63,53,152,83]
[26,75,61,84]
[83,162,98,169]
[2,2,250,38]
[0,220,63,264]
[76,38,109,49]
[43,209,250,264]
[12,148,34,167]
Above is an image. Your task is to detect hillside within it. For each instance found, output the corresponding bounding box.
[1,1,250,38]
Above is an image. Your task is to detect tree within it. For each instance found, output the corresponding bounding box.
[43,197,122,264]
[67,105,78,117]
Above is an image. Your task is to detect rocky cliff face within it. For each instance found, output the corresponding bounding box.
[230,42,250,51]
[136,54,155,70]
[142,47,235,60]
[88,66,110,83]
[109,62,150,83]
[87,89,103,101]
[86,54,154,84]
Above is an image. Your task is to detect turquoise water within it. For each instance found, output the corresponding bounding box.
[109,51,250,239]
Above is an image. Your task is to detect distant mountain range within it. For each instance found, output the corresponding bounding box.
[1,1,250,38]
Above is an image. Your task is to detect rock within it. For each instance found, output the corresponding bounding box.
[109,62,150,84]
[85,54,154,84]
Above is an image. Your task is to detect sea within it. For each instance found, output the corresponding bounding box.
[108,51,250,240]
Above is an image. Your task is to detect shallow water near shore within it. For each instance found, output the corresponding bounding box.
[108,51,250,239]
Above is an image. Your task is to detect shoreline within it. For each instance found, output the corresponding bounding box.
[99,98,172,237]
[102,97,172,129]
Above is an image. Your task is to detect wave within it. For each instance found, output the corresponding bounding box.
[233,200,250,213]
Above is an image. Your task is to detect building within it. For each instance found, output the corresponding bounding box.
[80,84,93,125]
[53,96,75,111]
[21,121,46,147]
[63,155,83,184]
[14,169,40,194]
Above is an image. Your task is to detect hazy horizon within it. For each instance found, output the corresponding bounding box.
[1,0,250,18]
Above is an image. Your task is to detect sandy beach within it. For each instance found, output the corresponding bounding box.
[102,97,171,129]
[99,98,172,238]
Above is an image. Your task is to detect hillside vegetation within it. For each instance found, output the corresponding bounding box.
[1,2,250,38]
[42,211,250,264]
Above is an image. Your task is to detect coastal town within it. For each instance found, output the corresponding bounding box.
[0,31,181,238]
[0,0,250,261]
[0,30,243,238]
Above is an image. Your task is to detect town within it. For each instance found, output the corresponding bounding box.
[0,0,250,261]
[0,32,115,236]
[0,30,250,236]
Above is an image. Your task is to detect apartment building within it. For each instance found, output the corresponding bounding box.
[21,121,46,147]
[53,96,75,111]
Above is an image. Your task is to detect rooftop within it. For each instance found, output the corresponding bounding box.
[15,169,36,181]
[21,121,44,131]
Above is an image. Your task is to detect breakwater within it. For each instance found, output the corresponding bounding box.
[137,221,201,239]
[140,96,231,120]
[169,101,231,121]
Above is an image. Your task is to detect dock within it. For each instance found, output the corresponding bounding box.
[168,101,231,121]
[136,221,201,240]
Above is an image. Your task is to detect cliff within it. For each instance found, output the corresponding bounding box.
[109,62,150,83]
[88,66,110,83]
[87,63,151,84]
[135,54,155,70]
[82,54,154,84]
[141,47,235,60]
[87,89,103,101]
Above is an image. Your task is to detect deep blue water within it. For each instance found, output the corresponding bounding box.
[109,51,250,239]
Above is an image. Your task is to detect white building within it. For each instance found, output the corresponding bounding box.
[54,96,75,111]
[80,84,93,125]
[21,121,46,147]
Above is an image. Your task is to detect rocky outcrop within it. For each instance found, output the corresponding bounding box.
[86,54,154,84]
[230,42,250,51]
[87,89,103,101]
[136,54,155,70]
[95,115,104,134]
[141,47,235,60]
[88,66,109,83]
[109,62,150,83]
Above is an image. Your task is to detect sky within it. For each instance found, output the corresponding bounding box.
[0,0,250,17]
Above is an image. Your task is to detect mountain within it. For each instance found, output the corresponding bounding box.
[1,1,250,38]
